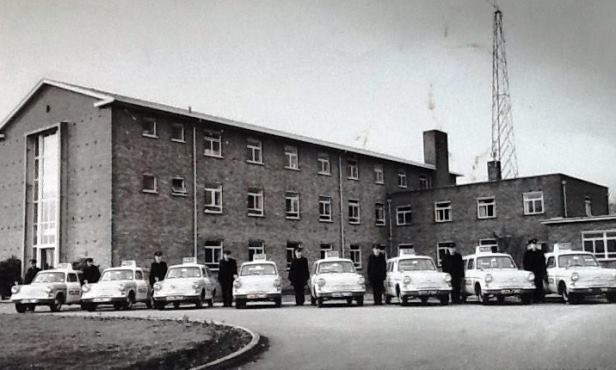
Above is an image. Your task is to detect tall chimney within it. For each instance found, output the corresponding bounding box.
[423,130,450,188]
[487,160,502,182]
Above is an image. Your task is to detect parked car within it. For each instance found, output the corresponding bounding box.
[545,244,616,304]
[152,258,216,309]
[233,255,282,308]
[80,260,151,311]
[11,263,82,313]
[463,246,535,305]
[384,250,451,305]
[310,252,365,307]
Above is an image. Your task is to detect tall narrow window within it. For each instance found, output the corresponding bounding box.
[142,174,157,193]
[170,123,185,142]
[397,170,407,188]
[204,185,223,213]
[396,205,412,225]
[248,240,265,261]
[142,118,157,138]
[375,203,385,226]
[319,196,333,222]
[171,177,187,195]
[318,153,330,175]
[320,243,333,259]
[523,191,544,215]
[347,159,359,180]
[247,189,264,216]
[285,192,300,219]
[477,197,496,219]
[284,145,299,170]
[434,201,452,222]
[204,131,222,157]
[247,138,263,164]
[350,244,361,268]
[287,241,300,269]
[585,197,592,217]
[204,241,223,269]
[348,200,360,224]
[374,164,384,184]
[419,175,431,189]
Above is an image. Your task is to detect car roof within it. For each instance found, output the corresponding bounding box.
[463,253,513,259]
[105,266,143,271]
[546,250,593,258]
[241,260,277,266]
[168,263,206,269]
[387,255,434,263]
[315,258,353,264]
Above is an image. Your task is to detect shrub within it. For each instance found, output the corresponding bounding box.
[0,256,22,299]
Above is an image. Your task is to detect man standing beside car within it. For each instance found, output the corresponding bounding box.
[367,245,387,305]
[149,251,168,287]
[523,239,546,302]
[289,246,310,306]
[442,243,464,304]
[82,258,101,284]
[24,259,40,284]
[218,250,237,307]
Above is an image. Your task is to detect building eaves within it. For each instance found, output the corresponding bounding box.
[541,215,616,225]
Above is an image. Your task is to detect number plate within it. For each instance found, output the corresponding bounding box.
[332,292,351,297]
[93,298,111,302]
[247,294,267,299]
[24,299,38,303]
[601,288,608,292]
[501,289,512,294]
[166,296,182,301]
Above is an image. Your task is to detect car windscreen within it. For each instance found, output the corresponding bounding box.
[559,254,599,268]
[166,266,202,279]
[398,258,436,272]
[477,256,516,269]
[240,264,276,276]
[33,272,65,283]
[101,269,133,281]
[317,261,355,274]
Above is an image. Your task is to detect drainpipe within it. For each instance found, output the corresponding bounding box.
[561,180,568,218]
[193,125,198,258]
[338,154,345,257]
[387,198,393,254]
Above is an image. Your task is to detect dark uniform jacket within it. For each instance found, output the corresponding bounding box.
[24,267,41,284]
[442,251,465,279]
[288,257,310,287]
[218,258,237,286]
[523,249,547,279]
[149,261,168,286]
[367,254,387,283]
[82,265,101,284]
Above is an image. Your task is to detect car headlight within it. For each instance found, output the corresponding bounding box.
[444,274,452,283]
[192,282,200,289]
[153,283,162,291]
[358,276,365,285]
[273,278,281,288]
[403,276,411,285]
[485,274,493,283]
[82,284,90,293]
[317,278,326,287]
[528,272,535,281]
[11,285,19,294]
[571,272,579,281]
[234,280,241,288]
[45,286,53,294]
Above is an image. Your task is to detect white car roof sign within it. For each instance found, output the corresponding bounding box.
[56,263,73,271]
[182,257,197,264]
[399,248,416,256]
[325,251,340,259]
[475,246,494,255]
[253,254,267,261]
[552,243,572,254]
[121,260,136,267]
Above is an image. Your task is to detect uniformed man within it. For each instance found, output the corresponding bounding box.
[82,258,101,284]
[442,243,464,303]
[523,239,546,302]
[149,251,168,287]
[367,245,386,305]
[24,259,40,284]
[288,246,310,306]
[218,250,237,307]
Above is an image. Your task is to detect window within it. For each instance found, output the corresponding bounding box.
[398,244,414,256]
[204,241,223,269]
[477,197,496,219]
[170,123,185,142]
[204,185,222,213]
[317,153,330,175]
[171,177,187,195]
[142,118,157,138]
[375,203,385,226]
[248,240,265,261]
[348,200,360,224]
[437,242,455,267]
[419,175,431,189]
[135,270,144,280]
[284,145,299,170]
[434,201,452,222]
[396,205,412,225]
[374,165,384,184]
[546,257,555,269]
[585,197,592,217]
[142,174,157,193]
[466,259,474,270]
[523,191,544,215]
[350,244,361,268]
[287,241,300,270]
[319,196,333,222]
[320,243,333,259]
[247,138,263,164]
[67,273,78,283]
[583,231,616,260]
[204,131,222,157]
[247,189,264,216]
[347,158,359,180]
[397,170,407,188]
[285,192,300,219]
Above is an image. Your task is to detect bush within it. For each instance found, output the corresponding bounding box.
[0,256,22,299]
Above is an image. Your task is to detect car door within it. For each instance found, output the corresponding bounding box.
[545,256,557,293]
[202,267,213,298]
[385,261,394,295]
[464,258,475,295]
[66,273,81,304]
[310,262,318,297]
[134,270,149,301]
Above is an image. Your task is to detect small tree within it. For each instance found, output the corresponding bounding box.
[0,256,22,299]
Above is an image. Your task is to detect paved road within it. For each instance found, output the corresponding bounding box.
[2,296,615,369]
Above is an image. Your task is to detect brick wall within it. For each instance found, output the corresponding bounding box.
[545,219,616,252]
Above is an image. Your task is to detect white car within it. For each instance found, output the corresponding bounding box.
[309,252,366,307]
[384,250,451,305]
[463,246,535,305]
[153,258,216,309]
[545,244,616,304]
[11,263,82,313]
[233,255,282,309]
[80,261,151,311]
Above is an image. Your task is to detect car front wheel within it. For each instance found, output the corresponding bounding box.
[439,294,449,306]
[49,295,63,312]
[356,296,364,306]
[476,285,488,305]
[15,303,26,313]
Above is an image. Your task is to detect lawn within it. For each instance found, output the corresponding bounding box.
[0,314,251,369]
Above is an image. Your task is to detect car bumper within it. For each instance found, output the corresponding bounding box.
[401,289,451,298]
[316,291,365,300]
[13,298,53,305]
[569,287,616,295]
[81,296,128,304]
[234,292,281,301]
[483,288,535,296]
[153,294,200,303]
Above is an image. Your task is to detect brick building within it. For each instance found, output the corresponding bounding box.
[0,79,458,273]
[389,171,610,266]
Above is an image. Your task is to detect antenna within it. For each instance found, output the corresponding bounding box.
[491,8,519,178]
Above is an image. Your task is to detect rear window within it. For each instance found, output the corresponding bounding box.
[317,261,356,274]
[240,264,276,276]
[477,256,516,269]
[398,259,436,272]
[559,254,598,268]
[166,267,202,279]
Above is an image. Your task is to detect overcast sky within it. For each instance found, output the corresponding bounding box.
[1,0,614,201]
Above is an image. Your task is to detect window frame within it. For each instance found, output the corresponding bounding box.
[349,244,362,268]
[523,191,544,215]
[285,192,300,220]
[284,145,299,170]
[396,205,412,226]
[246,138,263,164]
[171,176,187,196]
[248,240,265,261]
[477,197,496,219]
[204,131,223,158]
[434,201,452,222]
[397,170,407,188]
[347,158,359,180]
[582,230,616,260]
[142,174,158,194]
[348,199,360,224]
[317,154,331,176]
[374,164,384,184]
[247,189,264,217]
[436,241,455,267]
[170,122,186,143]
[320,243,333,259]
[204,241,223,270]
[375,202,386,226]
[319,196,333,222]
[141,118,158,138]
[204,185,223,214]
[419,175,431,189]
